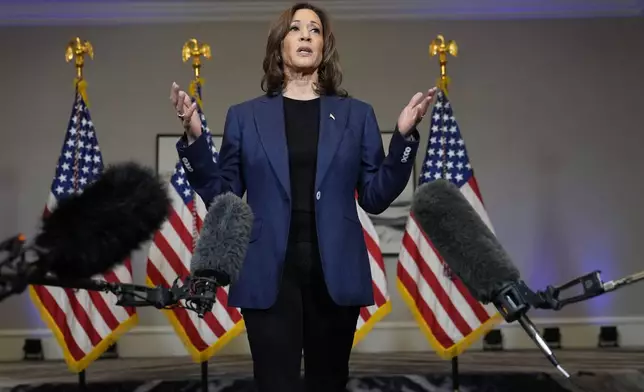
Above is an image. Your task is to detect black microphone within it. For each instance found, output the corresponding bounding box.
[188,192,253,317]
[0,161,171,301]
[411,179,570,378]
[34,161,171,279]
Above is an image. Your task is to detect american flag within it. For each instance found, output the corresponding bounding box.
[354,198,391,345]
[396,90,503,358]
[145,83,244,362]
[29,83,138,372]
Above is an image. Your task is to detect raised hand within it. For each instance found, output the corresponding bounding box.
[170,82,202,140]
[397,87,438,135]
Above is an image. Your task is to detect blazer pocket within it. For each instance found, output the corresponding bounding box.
[249,219,262,243]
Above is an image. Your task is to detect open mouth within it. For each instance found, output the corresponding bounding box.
[297,47,313,55]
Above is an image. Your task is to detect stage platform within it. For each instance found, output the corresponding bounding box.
[1,349,643,391]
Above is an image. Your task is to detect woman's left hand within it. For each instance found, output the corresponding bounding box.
[397,87,438,135]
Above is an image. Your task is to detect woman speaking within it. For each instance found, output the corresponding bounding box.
[170,3,436,391]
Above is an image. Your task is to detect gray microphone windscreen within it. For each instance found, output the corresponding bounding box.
[411,179,520,303]
[190,192,253,286]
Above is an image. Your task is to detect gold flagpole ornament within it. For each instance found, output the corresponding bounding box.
[65,37,93,81]
[182,38,211,101]
[429,35,457,94]
[65,37,93,105]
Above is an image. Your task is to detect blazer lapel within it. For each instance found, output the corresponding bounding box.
[316,95,349,191]
[254,95,290,199]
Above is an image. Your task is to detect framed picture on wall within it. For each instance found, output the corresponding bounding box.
[365,130,417,256]
[155,133,223,179]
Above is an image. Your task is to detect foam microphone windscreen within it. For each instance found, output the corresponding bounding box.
[35,161,171,279]
[190,192,253,286]
[411,179,521,303]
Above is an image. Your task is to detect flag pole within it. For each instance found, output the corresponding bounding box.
[429,34,460,392]
[182,37,212,392]
[65,36,93,391]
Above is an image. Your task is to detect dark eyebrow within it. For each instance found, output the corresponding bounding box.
[291,19,320,27]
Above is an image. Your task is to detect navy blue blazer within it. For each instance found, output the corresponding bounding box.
[176,94,420,309]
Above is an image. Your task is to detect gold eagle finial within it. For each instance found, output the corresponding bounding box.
[429,35,458,93]
[65,37,94,80]
[182,38,212,79]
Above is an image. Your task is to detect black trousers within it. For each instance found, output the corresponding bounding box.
[241,241,360,392]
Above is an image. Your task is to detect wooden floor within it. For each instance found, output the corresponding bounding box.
[0,349,643,386]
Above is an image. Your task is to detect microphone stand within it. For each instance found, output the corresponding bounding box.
[0,270,217,318]
[534,269,644,310]
[493,268,644,378]
[509,269,644,312]
[0,236,218,317]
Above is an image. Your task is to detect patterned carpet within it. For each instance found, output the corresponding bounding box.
[1,350,643,391]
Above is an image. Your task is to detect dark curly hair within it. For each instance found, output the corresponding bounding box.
[261,2,348,97]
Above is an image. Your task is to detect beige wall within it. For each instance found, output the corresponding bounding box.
[1,16,643,338]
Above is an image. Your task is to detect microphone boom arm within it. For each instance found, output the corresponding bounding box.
[1,273,216,318]
[504,269,644,314]
[536,270,606,310]
[0,233,217,318]
[490,268,644,380]
[111,276,217,318]
[110,282,178,309]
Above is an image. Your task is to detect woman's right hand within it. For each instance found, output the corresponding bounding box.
[170,82,202,141]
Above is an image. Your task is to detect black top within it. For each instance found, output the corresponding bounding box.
[283,96,320,244]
